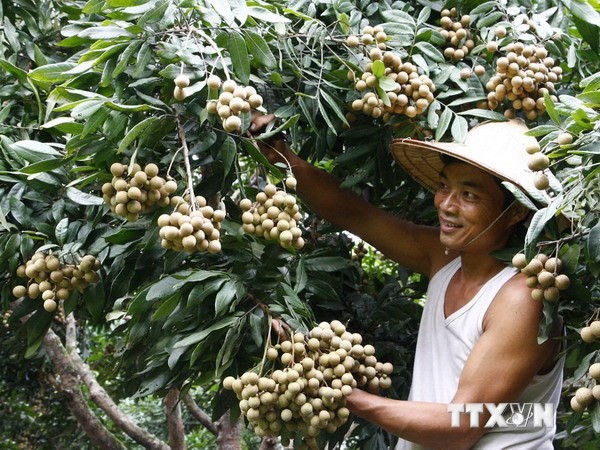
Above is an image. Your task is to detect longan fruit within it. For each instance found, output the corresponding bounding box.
[581,326,596,343]
[174,74,190,88]
[528,153,550,171]
[173,86,187,101]
[207,75,221,90]
[570,396,585,412]
[556,132,573,145]
[534,173,549,190]
[43,299,57,312]
[486,41,499,53]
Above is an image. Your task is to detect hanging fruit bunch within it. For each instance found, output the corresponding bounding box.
[439,8,474,62]
[206,76,264,132]
[12,252,101,312]
[484,40,562,119]
[346,25,436,120]
[101,162,175,222]
[223,320,393,447]
[239,177,304,250]
[570,363,600,413]
[158,193,225,254]
[512,253,570,302]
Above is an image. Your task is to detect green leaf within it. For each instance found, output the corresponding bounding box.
[247,6,291,23]
[133,42,151,78]
[113,39,143,77]
[477,11,504,28]
[29,63,77,83]
[304,256,355,272]
[562,0,600,27]
[221,135,237,181]
[147,276,178,302]
[459,109,507,121]
[591,401,600,433]
[372,60,385,78]
[415,41,444,63]
[117,116,161,154]
[173,314,242,348]
[559,244,581,274]
[83,0,106,14]
[65,187,104,205]
[152,293,180,321]
[378,76,397,91]
[41,117,85,134]
[588,223,600,261]
[10,140,61,163]
[577,91,600,106]
[451,115,468,143]
[228,31,250,84]
[78,26,135,39]
[55,218,69,245]
[435,107,452,141]
[244,30,276,68]
[0,58,29,85]
[214,280,238,318]
[524,202,559,259]
[85,281,106,321]
[188,278,226,307]
[501,182,538,211]
[138,0,169,26]
[544,93,560,124]
[241,140,284,179]
[25,310,54,358]
[104,101,156,112]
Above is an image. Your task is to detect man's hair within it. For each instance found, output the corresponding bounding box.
[439,154,513,208]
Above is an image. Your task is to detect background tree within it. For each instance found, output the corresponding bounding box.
[0,0,598,448]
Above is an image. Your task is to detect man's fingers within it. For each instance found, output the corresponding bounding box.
[250,113,277,133]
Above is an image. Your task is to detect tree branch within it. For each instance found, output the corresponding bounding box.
[43,329,126,450]
[183,393,218,435]
[67,348,170,450]
[65,312,77,353]
[165,388,186,450]
[215,410,243,450]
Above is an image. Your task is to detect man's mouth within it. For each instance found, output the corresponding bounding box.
[440,218,462,230]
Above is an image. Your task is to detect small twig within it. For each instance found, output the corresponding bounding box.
[536,230,589,248]
[176,115,197,210]
[193,27,231,79]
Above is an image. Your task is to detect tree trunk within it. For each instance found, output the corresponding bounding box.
[165,388,186,450]
[216,410,243,450]
[43,330,126,450]
[183,393,218,435]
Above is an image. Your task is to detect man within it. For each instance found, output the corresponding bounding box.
[251,116,564,449]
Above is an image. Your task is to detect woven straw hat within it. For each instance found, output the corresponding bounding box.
[390,119,561,205]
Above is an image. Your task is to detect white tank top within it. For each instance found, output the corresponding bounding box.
[396,258,564,450]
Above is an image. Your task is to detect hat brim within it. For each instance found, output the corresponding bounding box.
[390,137,555,206]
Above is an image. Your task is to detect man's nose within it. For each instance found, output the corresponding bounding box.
[438,191,459,212]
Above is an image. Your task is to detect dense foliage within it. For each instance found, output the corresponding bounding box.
[0,0,598,448]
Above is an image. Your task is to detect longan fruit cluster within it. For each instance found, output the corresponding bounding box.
[350,53,436,120]
[239,178,304,250]
[439,8,474,61]
[2,310,12,328]
[512,253,570,302]
[523,141,552,190]
[206,77,263,132]
[351,241,367,262]
[346,24,388,50]
[579,320,600,344]
[12,252,100,312]
[173,74,191,101]
[484,42,562,120]
[102,163,175,222]
[570,363,600,412]
[157,194,224,253]
[223,320,393,447]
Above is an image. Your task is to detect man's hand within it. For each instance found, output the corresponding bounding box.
[249,112,291,166]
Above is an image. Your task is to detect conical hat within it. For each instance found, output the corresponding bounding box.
[389,119,561,206]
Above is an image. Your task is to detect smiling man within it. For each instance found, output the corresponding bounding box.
[252,117,564,449]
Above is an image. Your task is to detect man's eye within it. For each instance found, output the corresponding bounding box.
[464,191,476,199]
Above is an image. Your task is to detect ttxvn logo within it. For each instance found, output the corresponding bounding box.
[448,403,555,428]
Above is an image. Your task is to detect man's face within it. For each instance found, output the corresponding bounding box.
[433,162,512,253]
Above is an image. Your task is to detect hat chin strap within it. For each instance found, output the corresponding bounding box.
[444,199,518,255]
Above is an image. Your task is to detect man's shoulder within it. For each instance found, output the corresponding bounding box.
[484,271,543,328]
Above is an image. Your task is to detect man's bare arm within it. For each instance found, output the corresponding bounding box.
[251,117,446,275]
[346,276,560,449]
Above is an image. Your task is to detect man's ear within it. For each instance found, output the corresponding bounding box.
[509,202,530,226]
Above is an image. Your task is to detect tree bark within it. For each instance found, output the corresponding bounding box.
[216,410,243,450]
[165,388,186,450]
[183,393,218,435]
[67,335,170,450]
[43,330,126,450]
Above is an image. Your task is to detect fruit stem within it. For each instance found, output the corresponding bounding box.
[194,27,231,80]
[176,116,197,211]
[259,313,274,376]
